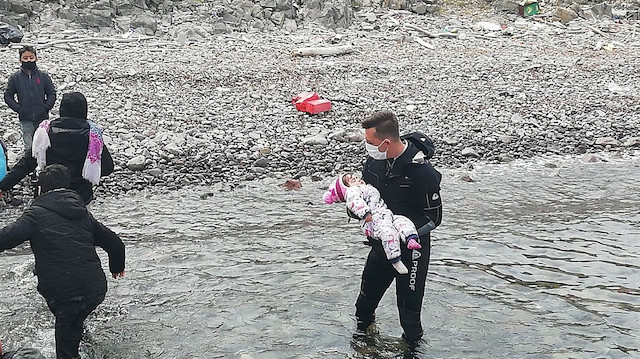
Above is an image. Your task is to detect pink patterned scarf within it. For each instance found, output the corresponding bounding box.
[32,120,104,185]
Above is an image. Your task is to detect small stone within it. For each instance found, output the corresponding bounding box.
[148,168,162,177]
[253,157,269,167]
[624,137,640,147]
[363,12,376,22]
[127,155,146,171]
[302,133,328,145]
[581,154,598,163]
[459,174,474,182]
[595,137,619,146]
[283,179,302,190]
[461,147,480,158]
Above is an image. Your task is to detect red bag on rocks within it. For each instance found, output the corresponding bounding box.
[292,92,331,114]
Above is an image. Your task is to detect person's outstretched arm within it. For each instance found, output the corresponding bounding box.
[0,209,37,252]
[90,213,125,277]
[0,156,37,194]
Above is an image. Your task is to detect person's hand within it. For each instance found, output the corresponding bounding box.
[364,214,372,223]
[363,221,374,237]
[112,271,125,278]
[417,220,436,237]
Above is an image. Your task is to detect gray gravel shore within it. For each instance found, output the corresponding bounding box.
[1,11,638,199]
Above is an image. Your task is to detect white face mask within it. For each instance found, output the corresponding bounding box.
[365,140,388,160]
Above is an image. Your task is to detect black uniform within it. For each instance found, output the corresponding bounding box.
[356,140,442,343]
[0,189,125,359]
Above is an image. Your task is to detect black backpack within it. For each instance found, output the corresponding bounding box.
[401,132,435,160]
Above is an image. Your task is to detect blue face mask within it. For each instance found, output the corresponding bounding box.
[365,140,388,160]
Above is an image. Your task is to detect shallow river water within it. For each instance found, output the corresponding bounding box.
[0,154,638,359]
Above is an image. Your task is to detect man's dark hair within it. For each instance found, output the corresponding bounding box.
[361,110,400,141]
[38,164,70,193]
[19,45,37,58]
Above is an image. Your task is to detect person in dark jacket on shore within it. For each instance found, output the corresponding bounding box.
[0,92,114,205]
[0,164,125,359]
[4,45,57,154]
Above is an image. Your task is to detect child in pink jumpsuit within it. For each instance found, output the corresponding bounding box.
[323,173,421,274]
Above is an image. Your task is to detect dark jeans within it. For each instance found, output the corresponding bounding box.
[46,293,105,359]
[355,234,431,343]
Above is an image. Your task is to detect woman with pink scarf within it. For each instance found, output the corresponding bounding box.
[0,92,114,204]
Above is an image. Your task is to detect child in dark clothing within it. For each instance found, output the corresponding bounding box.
[0,164,125,359]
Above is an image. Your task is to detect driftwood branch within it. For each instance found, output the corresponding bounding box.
[414,37,434,49]
[403,24,458,39]
[291,45,355,57]
[588,25,610,38]
[39,36,156,49]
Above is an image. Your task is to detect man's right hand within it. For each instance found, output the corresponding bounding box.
[417,220,436,237]
[112,271,125,278]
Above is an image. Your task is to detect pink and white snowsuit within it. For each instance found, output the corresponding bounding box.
[345,184,418,261]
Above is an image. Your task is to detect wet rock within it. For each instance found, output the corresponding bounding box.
[282,179,302,190]
[498,154,515,163]
[459,174,474,182]
[581,154,598,163]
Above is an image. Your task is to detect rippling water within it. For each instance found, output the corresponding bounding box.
[1,154,638,359]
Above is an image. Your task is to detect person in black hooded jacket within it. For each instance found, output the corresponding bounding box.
[0,164,125,359]
[0,92,114,205]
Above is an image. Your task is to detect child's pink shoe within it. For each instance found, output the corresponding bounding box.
[407,238,421,250]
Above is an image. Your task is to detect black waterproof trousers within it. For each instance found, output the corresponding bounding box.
[46,293,105,359]
[355,233,431,343]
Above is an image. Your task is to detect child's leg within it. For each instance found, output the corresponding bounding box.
[373,217,407,274]
[393,215,421,250]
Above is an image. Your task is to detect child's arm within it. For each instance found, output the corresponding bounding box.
[90,213,125,278]
[345,186,371,220]
[0,210,37,252]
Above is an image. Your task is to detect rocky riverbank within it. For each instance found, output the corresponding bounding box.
[0,2,639,201]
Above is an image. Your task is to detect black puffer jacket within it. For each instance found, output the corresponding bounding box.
[0,117,114,204]
[0,189,125,301]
